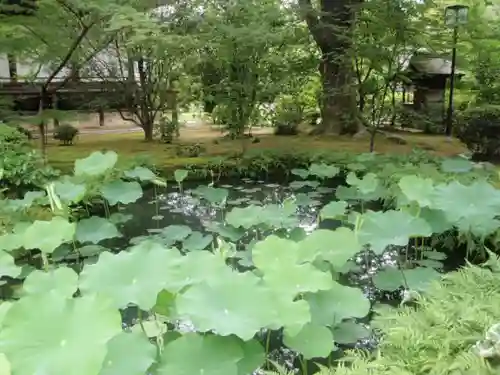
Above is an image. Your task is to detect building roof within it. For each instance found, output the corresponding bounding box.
[407,53,464,76]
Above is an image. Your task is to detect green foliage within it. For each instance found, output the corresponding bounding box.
[457,105,500,160]
[0,125,56,194]
[53,124,79,145]
[0,148,498,375]
[396,105,442,134]
[319,255,500,375]
[273,98,304,136]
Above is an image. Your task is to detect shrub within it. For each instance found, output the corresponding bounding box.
[395,105,443,134]
[0,124,30,147]
[0,125,57,195]
[273,100,303,136]
[456,105,500,161]
[53,124,79,145]
[304,254,500,375]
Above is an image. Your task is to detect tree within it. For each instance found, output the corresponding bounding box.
[298,0,362,135]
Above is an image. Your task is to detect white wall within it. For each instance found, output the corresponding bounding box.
[0,44,137,82]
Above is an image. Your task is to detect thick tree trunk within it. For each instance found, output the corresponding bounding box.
[299,0,362,135]
[143,123,154,142]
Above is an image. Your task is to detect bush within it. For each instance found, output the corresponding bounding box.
[395,105,443,134]
[0,125,57,195]
[0,124,30,147]
[273,100,303,136]
[456,105,500,161]
[53,124,79,145]
[312,255,500,375]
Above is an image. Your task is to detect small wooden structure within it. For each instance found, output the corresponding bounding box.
[401,52,464,123]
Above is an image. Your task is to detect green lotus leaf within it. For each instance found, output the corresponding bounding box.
[75,217,121,244]
[176,271,278,340]
[346,172,379,194]
[332,321,371,345]
[252,235,299,271]
[290,168,309,179]
[357,210,432,254]
[193,186,229,205]
[79,243,183,309]
[156,333,243,375]
[0,251,21,279]
[283,322,335,359]
[182,231,213,251]
[54,181,87,203]
[124,166,156,181]
[101,181,143,205]
[309,163,340,179]
[23,267,78,298]
[99,331,156,375]
[398,175,435,207]
[319,201,348,220]
[298,228,361,268]
[226,205,265,229]
[305,282,371,326]
[0,293,122,375]
[174,169,189,183]
[262,262,333,299]
[159,225,192,245]
[440,157,473,173]
[74,151,118,177]
[23,217,76,253]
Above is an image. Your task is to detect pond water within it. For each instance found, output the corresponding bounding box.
[114,178,407,370]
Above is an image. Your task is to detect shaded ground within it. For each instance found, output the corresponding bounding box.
[44,125,468,171]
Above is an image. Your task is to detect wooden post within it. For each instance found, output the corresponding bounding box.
[98,107,104,126]
[53,93,60,128]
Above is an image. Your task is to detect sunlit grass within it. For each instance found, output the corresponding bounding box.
[43,130,468,172]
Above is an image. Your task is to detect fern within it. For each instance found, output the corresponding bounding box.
[332,255,500,375]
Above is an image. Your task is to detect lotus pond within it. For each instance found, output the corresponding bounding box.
[0,150,498,375]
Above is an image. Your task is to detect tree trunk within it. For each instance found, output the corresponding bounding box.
[143,122,154,142]
[299,0,361,135]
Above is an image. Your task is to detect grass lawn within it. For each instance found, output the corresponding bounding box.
[43,128,469,172]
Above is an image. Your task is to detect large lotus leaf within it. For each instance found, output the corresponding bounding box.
[0,293,122,375]
[346,172,378,194]
[357,210,432,254]
[319,201,348,220]
[252,236,299,272]
[283,323,335,359]
[79,244,183,310]
[289,180,320,190]
[162,249,233,293]
[176,272,277,340]
[309,163,340,179]
[23,267,78,298]
[0,251,21,278]
[193,186,229,205]
[457,215,500,238]
[373,267,441,292]
[159,225,192,245]
[262,263,333,299]
[398,175,434,207]
[226,205,265,229]
[305,282,371,326]
[432,180,500,223]
[54,181,87,203]
[156,333,243,375]
[237,340,265,375]
[441,157,473,173]
[23,217,76,253]
[419,208,453,234]
[0,233,22,252]
[0,353,10,375]
[101,181,143,205]
[291,168,309,179]
[124,166,156,181]
[182,231,213,251]
[74,151,118,177]
[332,321,371,345]
[99,331,156,375]
[298,228,361,268]
[75,217,121,244]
